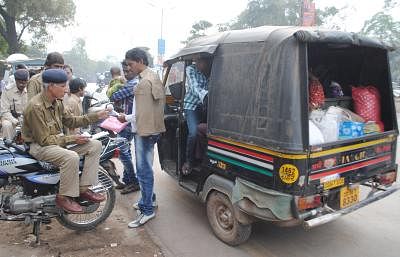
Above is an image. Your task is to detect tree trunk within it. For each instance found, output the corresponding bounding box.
[4,14,20,54]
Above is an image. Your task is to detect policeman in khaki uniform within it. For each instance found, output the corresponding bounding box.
[22,69,109,214]
[27,52,65,100]
[0,69,29,140]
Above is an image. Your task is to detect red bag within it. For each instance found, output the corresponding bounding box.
[352,86,383,131]
[309,79,325,109]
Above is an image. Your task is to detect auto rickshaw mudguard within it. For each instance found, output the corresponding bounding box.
[200,174,294,222]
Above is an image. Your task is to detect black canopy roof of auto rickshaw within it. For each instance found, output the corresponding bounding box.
[165,26,393,153]
[165,26,393,65]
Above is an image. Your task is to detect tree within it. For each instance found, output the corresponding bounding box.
[0,0,75,54]
[360,0,400,80]
[63,38,91,80]
[227,0,339,29]
[63,38,119,83]
[182,20,213,44]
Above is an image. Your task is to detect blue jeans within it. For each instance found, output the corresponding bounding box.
[134,134,160,215]
[184,107,201,164]
[118,126,138,185]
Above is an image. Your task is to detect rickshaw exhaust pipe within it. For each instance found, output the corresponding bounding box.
[303,212,341,229]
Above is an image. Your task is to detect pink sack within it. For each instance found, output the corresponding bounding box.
[99,116,128,133]
[352,86,383,131]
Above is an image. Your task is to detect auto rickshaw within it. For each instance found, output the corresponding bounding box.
[157,26,399,245]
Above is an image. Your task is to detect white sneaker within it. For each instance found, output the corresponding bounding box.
[132,200,158,210]
[128,212,155,228]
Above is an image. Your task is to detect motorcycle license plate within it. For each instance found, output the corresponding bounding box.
[340,186,360,209]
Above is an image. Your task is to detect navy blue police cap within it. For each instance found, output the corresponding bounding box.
[14,69,29,81]
[42,69,68,84]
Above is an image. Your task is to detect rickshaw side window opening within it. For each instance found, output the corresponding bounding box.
[165,61,185,98]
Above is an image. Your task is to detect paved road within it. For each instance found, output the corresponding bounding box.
[141,143,400,257]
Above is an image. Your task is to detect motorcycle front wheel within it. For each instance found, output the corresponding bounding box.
[56,167,115,231]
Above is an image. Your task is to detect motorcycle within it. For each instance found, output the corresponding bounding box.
[96,74,106,93]
[0,129,128,243]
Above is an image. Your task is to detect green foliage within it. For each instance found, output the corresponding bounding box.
[231,0,302,29]
[182,20,213,45]
[63,38,119,83]
[0,0,75,54]
[315,6,340,27]
[0,36,8,58]
[360,0,400,80]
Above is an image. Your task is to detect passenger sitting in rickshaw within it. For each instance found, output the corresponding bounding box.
[182,56,212,175]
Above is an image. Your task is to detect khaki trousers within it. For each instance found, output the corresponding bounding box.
[29,140,102,197]
[2,119,16,140]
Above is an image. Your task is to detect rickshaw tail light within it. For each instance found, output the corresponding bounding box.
[377,171,396,185]
[113,148,120,158]
[296,195,322,211]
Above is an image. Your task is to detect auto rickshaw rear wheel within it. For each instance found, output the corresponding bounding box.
[206,191,252,246]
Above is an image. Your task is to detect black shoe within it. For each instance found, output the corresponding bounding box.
[120,183,140,194]
[115,183,126,190]
[182,162,192,175]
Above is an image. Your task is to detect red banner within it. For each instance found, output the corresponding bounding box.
[302,0,316,26]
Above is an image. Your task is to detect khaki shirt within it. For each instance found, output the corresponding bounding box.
[27,72,43,100]
[0,86,27,124]
[135,68,166,136]
[22,92,98,147]
[63,94,83,135]
[64,94,82,116]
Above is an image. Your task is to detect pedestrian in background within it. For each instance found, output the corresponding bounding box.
[27,52,65,100]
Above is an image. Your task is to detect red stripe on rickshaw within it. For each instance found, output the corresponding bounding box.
[208,140,274,163]
[310,155,391,180]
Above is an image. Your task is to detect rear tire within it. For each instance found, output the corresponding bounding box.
[206,191,252,246]
[56,168,115,231]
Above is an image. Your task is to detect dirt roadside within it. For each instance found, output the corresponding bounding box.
[0,184,163,257]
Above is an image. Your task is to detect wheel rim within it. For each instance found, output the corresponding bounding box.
[215,203,234,231]
[61,169,112,225]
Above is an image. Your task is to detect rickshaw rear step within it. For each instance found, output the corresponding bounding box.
[303,184,399,229]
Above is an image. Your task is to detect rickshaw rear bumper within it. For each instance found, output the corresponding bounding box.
[302,184,400,229]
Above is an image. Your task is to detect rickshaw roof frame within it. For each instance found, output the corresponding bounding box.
[165,26,394,66]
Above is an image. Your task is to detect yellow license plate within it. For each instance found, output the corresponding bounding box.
[340,186,360,209]
[323,177,345,190]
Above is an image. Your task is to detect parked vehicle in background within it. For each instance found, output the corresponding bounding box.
[0,53,44,83]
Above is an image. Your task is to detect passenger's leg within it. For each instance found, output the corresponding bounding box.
[195,123,208,162]
[184,107,201,170]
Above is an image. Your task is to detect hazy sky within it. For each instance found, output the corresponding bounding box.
[45,0,399,63]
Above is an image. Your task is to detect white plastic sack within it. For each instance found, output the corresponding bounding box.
[309,120,325,145]
[310,109,339,143]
